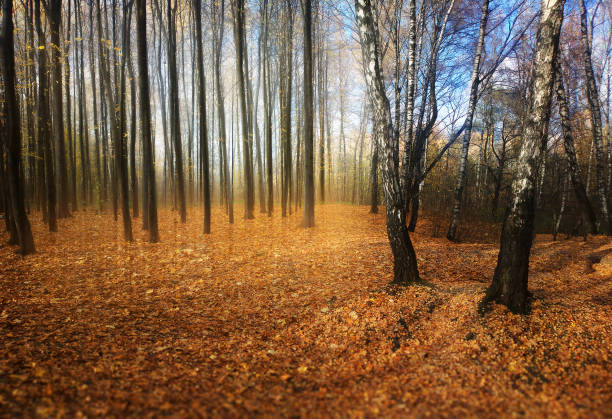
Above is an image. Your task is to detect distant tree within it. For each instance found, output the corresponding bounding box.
[447,0,490,241]
[280,0,294,217]
[96,0,133,241]
[231,0,255,219]
[167,0,187,223]
[65,0,77,213]
[136,0,159,242]
[554,58,598,234]
[262,0,273,217]
[194,0,211,233]
[579,0,611,235]
[211,0,233,223]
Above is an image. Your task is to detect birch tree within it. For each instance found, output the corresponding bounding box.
[355,0,420,284]
[481,0,565,314]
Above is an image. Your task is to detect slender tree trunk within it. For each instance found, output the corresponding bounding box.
[255,16,266,214]
[295,89,302,210]
[212,0,232,223]
[482,0,565,314]
[401,0,417,209]
[136,0,159,242]
[280,2,294,217]
[35,0,57,232]
[356,0,419,284]
[553,170,569,240]
[64,0,77,213]
[89,4,103,211]
[50,0,70,218]
[231,0,255,219]
[370,132,379,213]
[262,0,273,216]
[579,0,611,234]
[447,0,489,241]
[25,0,37,214]
[128,47,139,218]
[317,25,325,203]
[491,123,507,218]
[303,0,315,227]
[194,0,211,233]
[167,0,187,222]
[555,58,598,234]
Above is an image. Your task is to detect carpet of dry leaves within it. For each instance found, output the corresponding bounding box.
[0,204,611,417]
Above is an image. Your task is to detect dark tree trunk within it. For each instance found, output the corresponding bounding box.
[579,0,611,234]
[253,13,266,215]
[0,145,18,245]
[262,0,273,217]
[0,0,35,254]
[128,49,139,218]
[303,0,315,227]
[481,0,565,314]
[554,58,598,234]
[76,0,90,208]
[89,4,103,211]
[66,0,78,212]
[212,0,232,223]
[370,133,379,214]
[97,0,133,241]
[136,0,159,242]
[491,124,507,218]
[280,1,294,217]
[117,2,134,241]
[317,23,325,204]
[35,0,57,232]
[167,0,187,223]
[50,0,70,218]
[194,0,211,233]
[231,0,255,219]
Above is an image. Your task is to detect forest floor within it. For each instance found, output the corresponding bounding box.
[0,204,611,417]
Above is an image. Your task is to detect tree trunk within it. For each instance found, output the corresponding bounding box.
[263,0,273,217]
[65,0,77,212]
[194,0,211,233]
[0,0,35,254]
[231,0,255,219]
[136,0,159,242]
[303,0,315,227]
[50,0,70,218]
[370,132,379,214]
[355,0,419,284]
[35,0,57,232]
[579,0,611,234]
[481,0,565,314]
[447,0,489,241]
[128,46,139,218]
[401,0,417,210]
[554,58,598,234]
[280,2,294,217]
[317,25,325,204]
[212,0,232,223]
[167,0,187,223]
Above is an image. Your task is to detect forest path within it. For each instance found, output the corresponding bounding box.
[0,204,610,416]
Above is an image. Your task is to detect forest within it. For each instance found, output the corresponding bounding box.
[0,0,611,415]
